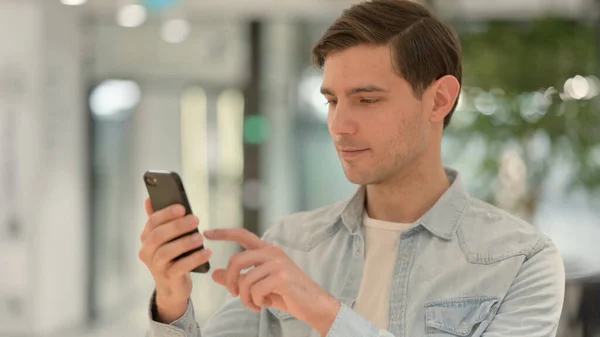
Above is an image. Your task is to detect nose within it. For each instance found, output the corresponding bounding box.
[328,102,358,136]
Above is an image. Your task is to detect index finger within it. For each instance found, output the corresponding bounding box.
[204,228,267,250]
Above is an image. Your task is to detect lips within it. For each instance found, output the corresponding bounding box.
[338,148,369,159]
[338,148,368,152]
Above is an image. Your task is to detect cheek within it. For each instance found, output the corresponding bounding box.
[366,113,401,150]
[396,101,426,131]
[381,107,424,149]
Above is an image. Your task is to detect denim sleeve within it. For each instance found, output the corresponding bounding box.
[325,303,394,337]
[147,290,260,337]
[147,290,201,337]
[482,238,566,337]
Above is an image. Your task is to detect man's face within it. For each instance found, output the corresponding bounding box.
[321,45,433,185]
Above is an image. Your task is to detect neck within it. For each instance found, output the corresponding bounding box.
[365,158,450,224]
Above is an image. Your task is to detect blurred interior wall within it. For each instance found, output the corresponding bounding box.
[259,21,301,234]
[0,0,88,335]
[86,16,251,323]
[131,81,185,314]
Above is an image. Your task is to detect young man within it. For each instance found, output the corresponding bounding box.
[139,1,565,336]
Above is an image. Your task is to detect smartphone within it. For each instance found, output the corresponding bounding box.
[143,170,210,273]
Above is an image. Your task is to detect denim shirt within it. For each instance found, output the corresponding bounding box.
[147,169,565,337]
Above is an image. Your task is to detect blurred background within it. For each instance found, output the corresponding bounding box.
[0,0,599,336]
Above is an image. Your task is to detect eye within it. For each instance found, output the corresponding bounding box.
[361,98,380,104]
[325,100,337,105]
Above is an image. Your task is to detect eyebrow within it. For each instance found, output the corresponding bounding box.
[320,85,388,96]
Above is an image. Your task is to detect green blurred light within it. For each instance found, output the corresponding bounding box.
[140,0,180,12]
[244,115,271,144]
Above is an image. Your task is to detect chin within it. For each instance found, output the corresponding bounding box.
[343,169,376,186]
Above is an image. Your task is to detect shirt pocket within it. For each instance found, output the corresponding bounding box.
[424,296,501,336]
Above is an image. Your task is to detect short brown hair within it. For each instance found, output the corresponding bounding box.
[312,0,462,128]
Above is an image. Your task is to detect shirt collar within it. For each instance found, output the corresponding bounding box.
[340,167,469,240]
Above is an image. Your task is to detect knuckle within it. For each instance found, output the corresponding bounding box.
[276,269,288,282]
[147,230,161,246]
[154,248,169,265]
[229,254,242,269]
[147,214,159,229]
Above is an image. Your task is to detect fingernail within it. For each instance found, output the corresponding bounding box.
[191,233,202,242]
[204,230,215,236]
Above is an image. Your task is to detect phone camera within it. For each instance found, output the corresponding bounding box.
[145,176,158,186]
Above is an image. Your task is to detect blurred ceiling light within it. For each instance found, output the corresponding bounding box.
[584,75,600,100]
[117,4,147,28]
[451,91,477,129]
[544,86,558,100]
[562,75,600,101]
[161,19,191,44]
[299,71,328,121]
[455,91,468,111]
[61,0,87,5]
[570,75,589,100]
[474,91,497,115]
[519,91,551,123]
[90,80,140,120]
[563,78,574,100]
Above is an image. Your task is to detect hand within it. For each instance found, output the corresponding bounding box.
[138,198,212,323]
[204,228,341,336]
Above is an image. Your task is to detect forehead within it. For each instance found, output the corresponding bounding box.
[322,45,398,85]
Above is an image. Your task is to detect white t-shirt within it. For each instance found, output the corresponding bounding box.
[352,211,412,330]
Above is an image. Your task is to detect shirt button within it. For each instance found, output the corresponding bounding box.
[458,323,470,334]
[355,247,361,255]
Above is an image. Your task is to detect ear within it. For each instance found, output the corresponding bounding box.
[427,75,460,124]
